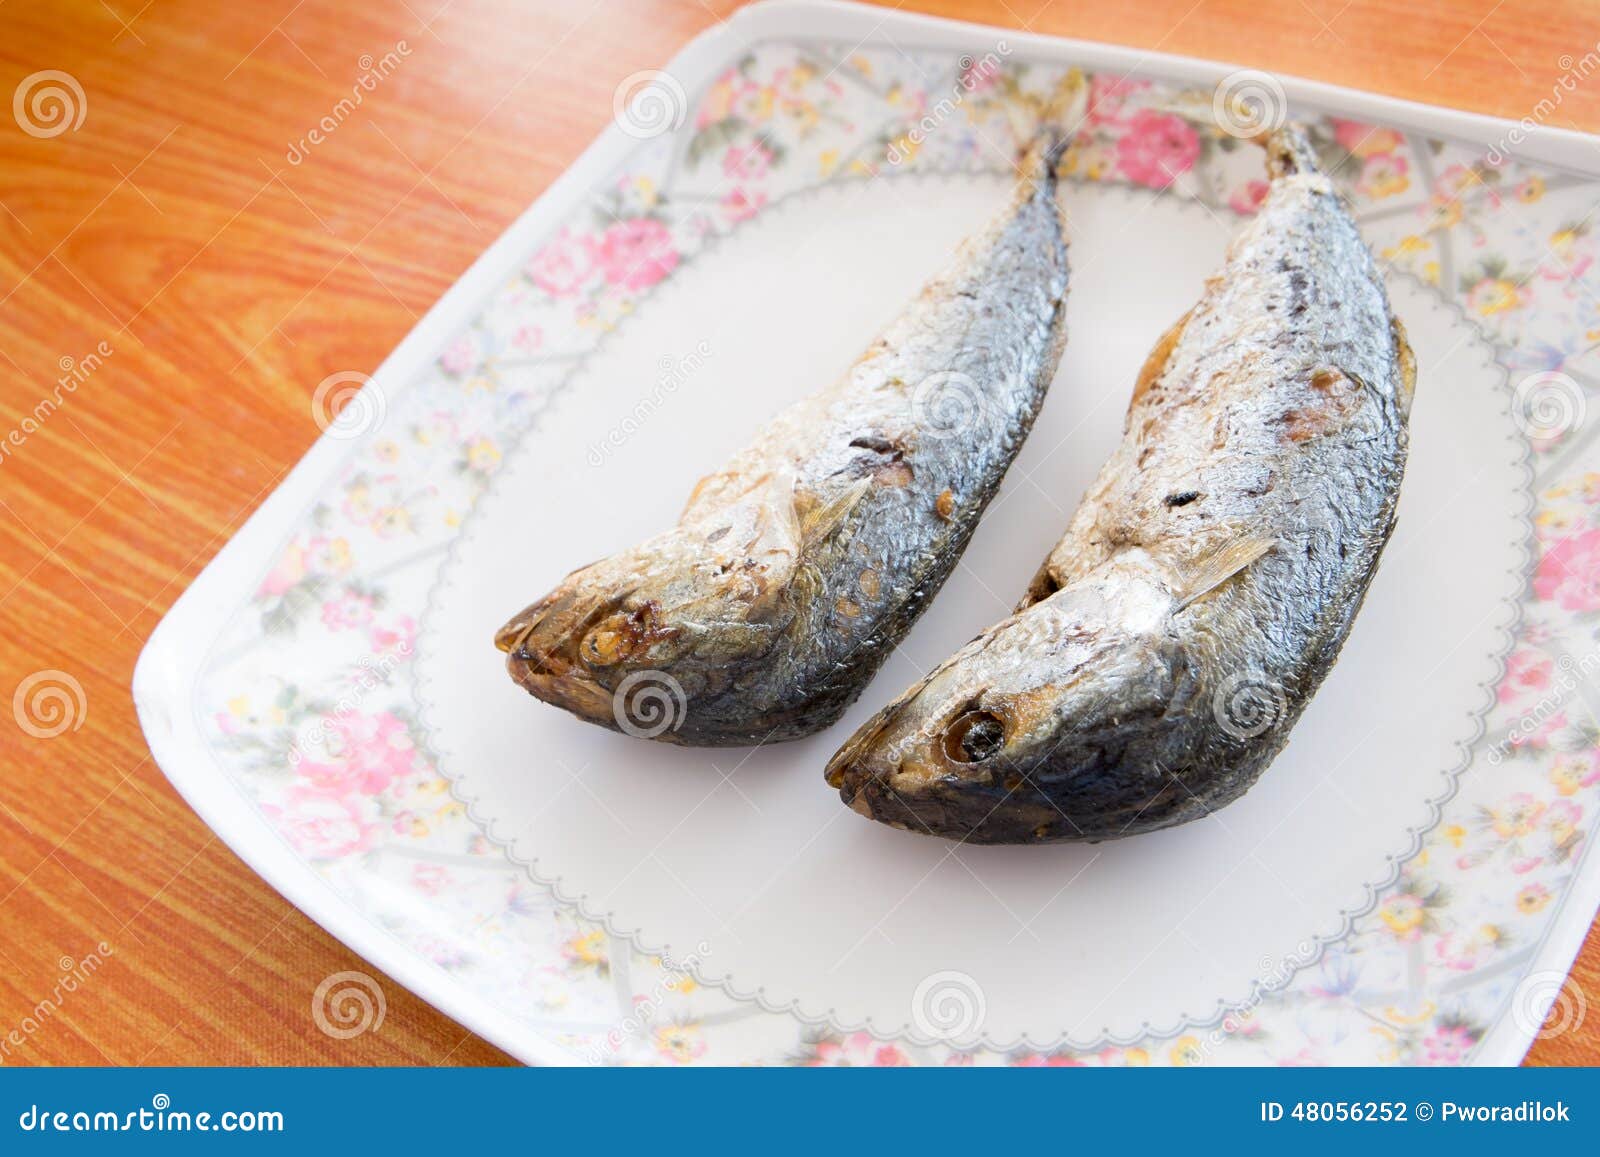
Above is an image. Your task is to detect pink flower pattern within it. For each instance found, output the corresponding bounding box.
[1533,529,1600,612]
[264,790,376,861]
[1115,110,1199,189]
[525,229,591,298]
[586,218,680,293]
[1421,1024,1479,1065]
[1498,648,1553,704]
[297,711,420,798]
[721,142,772,182]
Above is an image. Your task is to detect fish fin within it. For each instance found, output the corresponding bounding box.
[681,466,749,521]
[680,470,719,518]
[1175,535,1278,609]
[798,476,873,553]
[1391,316,1416,417]
[727,468,801,553]
[1130,307,1193,413]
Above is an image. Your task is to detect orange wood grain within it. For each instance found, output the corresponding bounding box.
[0,0,1595,1066]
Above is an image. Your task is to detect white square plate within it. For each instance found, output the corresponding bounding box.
[135,0,1600,1065]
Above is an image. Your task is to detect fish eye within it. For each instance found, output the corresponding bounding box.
[942,709,1007,764]
[581,609,646,666]
[581,622,633,666]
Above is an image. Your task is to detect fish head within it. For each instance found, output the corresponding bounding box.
[825,578,1179,841]
[495,500,806,731]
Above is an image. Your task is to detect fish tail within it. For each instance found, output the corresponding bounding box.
[1015,134,1064,188]
[1034,66,1088,167]
[1005,68,1086,171]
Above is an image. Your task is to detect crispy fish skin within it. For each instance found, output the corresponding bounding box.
[496,131,1075,746]
[826,124,1417,841]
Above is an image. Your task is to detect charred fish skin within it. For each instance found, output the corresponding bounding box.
[827,124,1417,841]
[496,118,1078,747]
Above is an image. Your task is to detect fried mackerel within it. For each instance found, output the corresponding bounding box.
[826,124,1416,841]
[496,114,1080,746]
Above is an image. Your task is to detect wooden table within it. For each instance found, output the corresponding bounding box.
[1,0,1596,1066]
